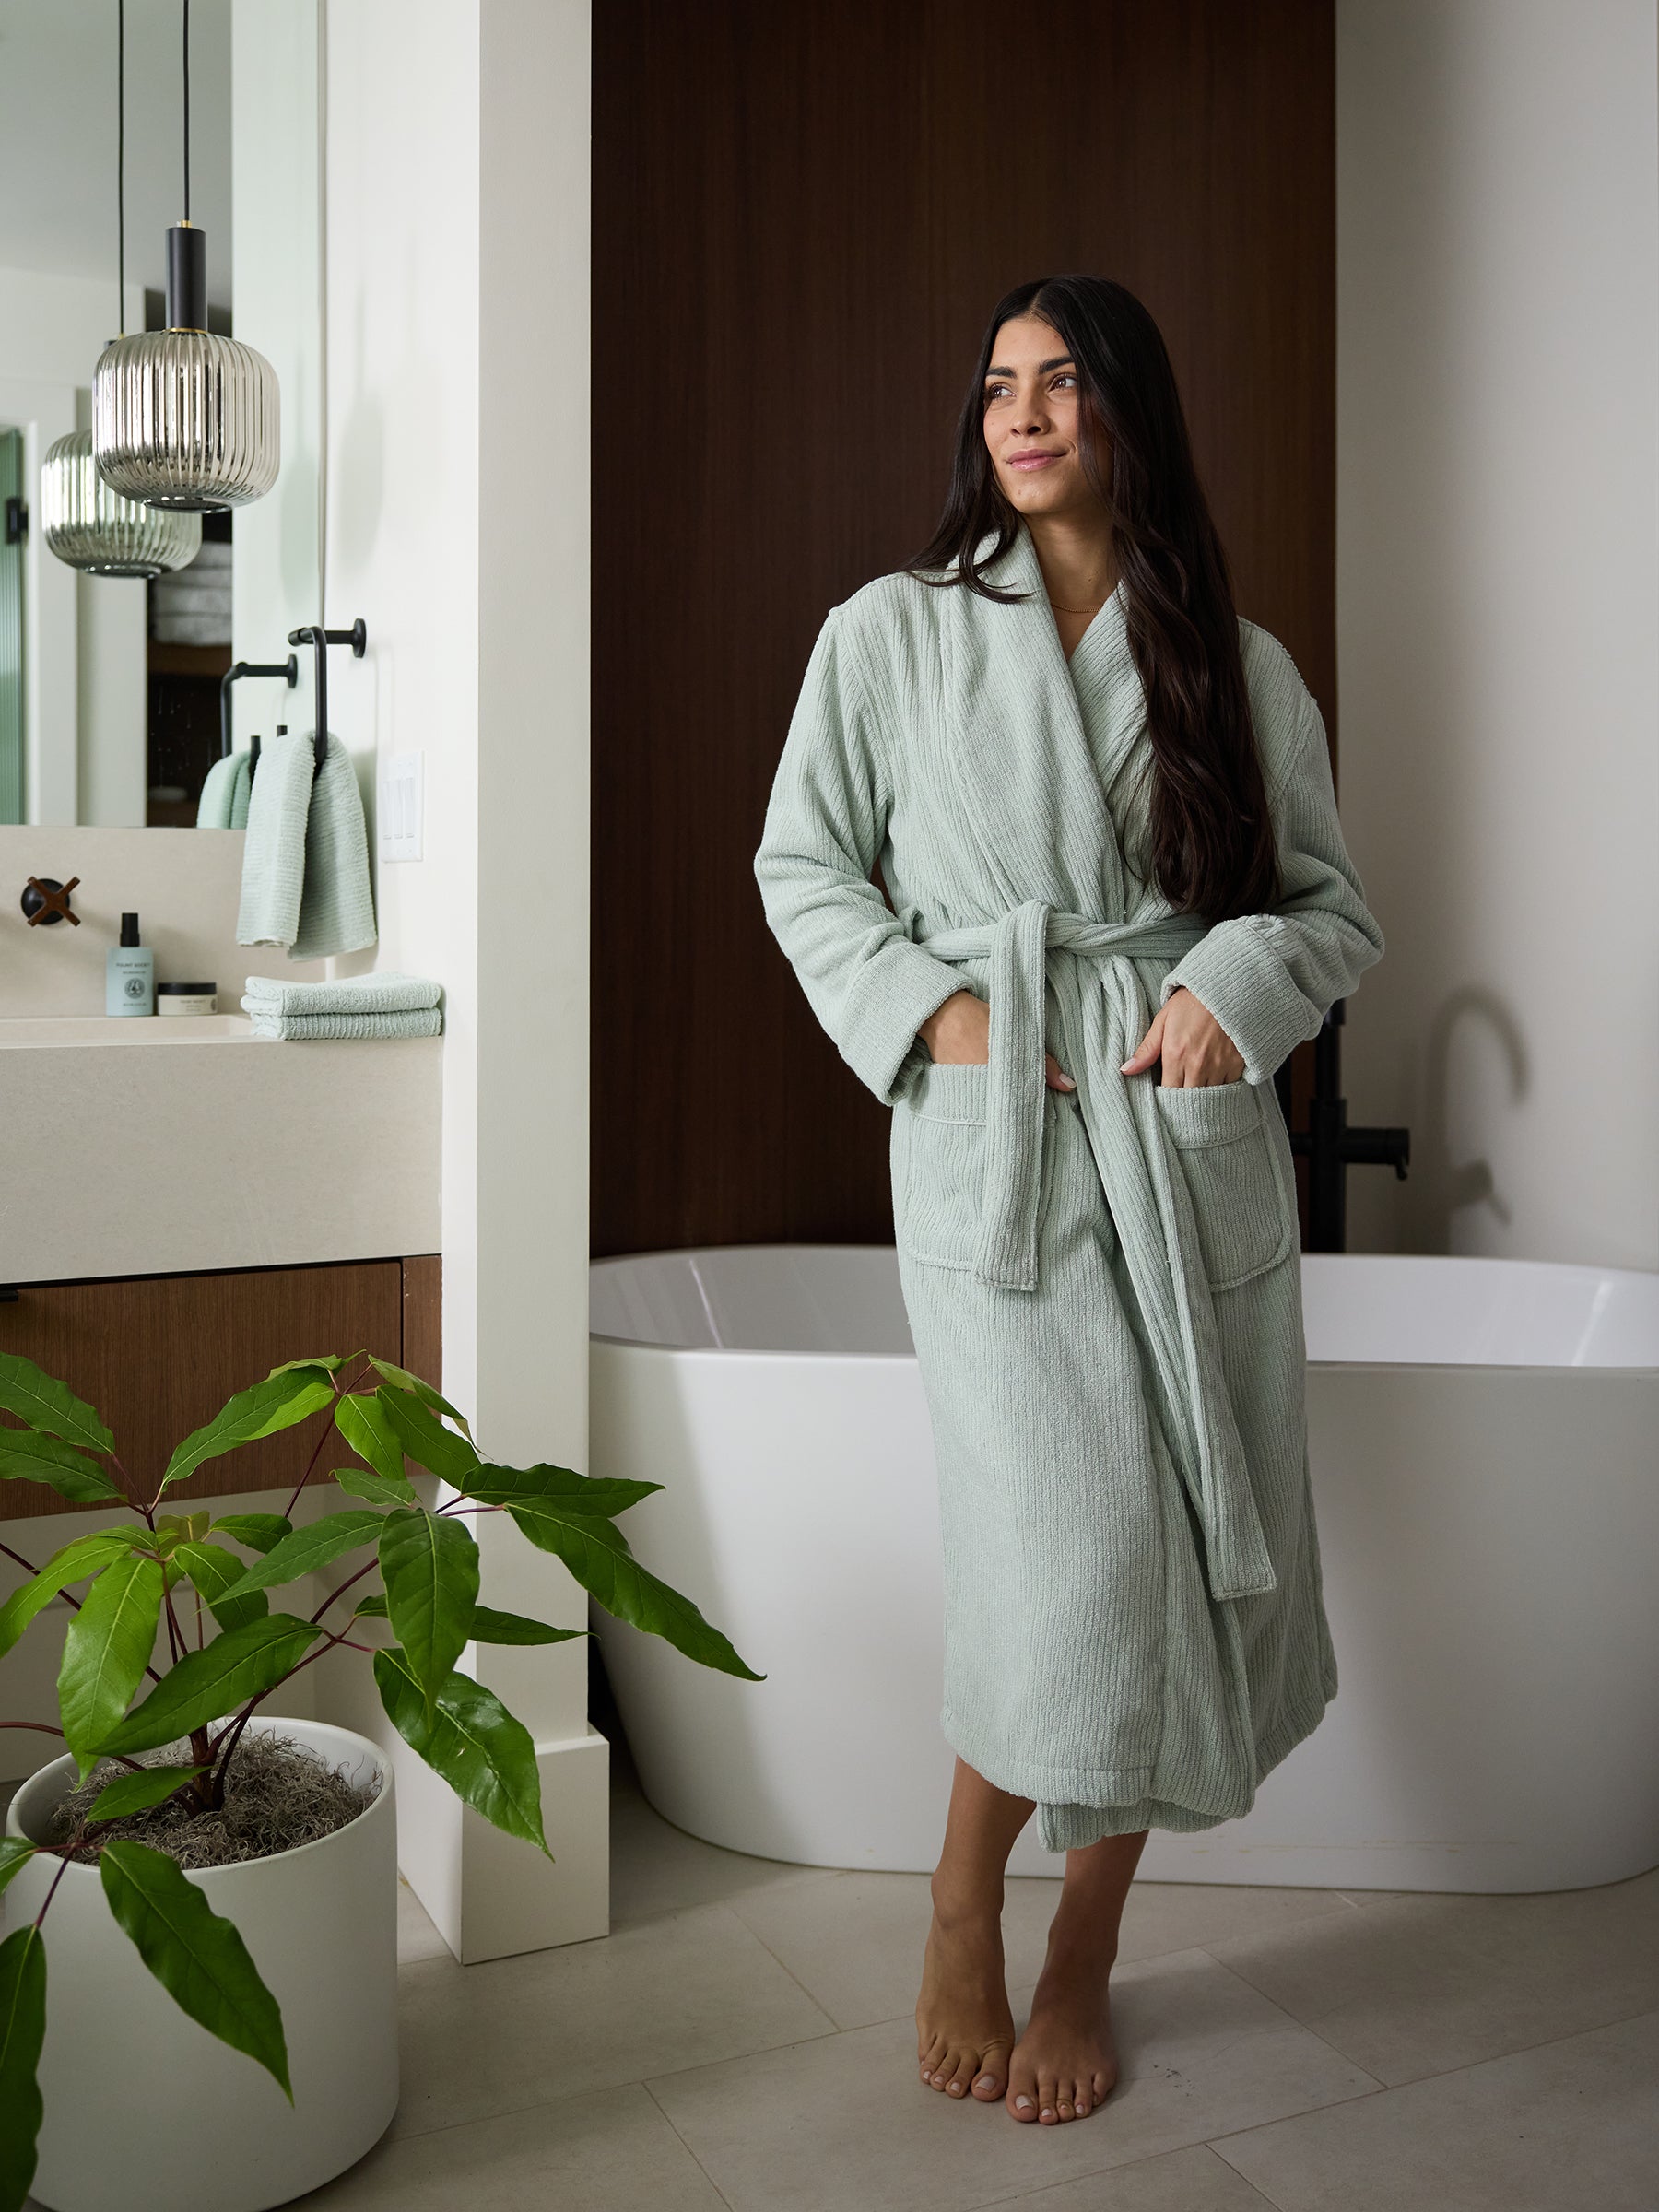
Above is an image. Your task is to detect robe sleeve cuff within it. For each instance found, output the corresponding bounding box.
[1159,919,1319,1087]
[841,943,971,1105]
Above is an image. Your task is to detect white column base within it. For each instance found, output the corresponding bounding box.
[446,1723,611,1962]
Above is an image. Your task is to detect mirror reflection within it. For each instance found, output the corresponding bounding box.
[0,0,319,827]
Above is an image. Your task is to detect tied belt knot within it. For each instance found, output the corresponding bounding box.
[913,898,1279,1605]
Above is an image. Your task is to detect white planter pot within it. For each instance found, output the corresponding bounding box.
[4,1718,399,2212]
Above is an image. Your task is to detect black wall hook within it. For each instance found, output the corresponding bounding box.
[288,621,368,777]
[220,654,298,759]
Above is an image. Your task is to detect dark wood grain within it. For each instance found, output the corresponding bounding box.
[592,0,1335,1255]
[401,1254,442,1394]
[0,1262,405,1523]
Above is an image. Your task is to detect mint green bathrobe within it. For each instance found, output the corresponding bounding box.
[754,521,1384,1852]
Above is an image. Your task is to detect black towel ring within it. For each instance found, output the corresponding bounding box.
[219,653,297,760]
[288,621,369,778]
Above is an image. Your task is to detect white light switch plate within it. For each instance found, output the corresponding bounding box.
[379,750,424,863]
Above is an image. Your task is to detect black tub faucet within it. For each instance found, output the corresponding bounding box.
[1274,999,1409,1252]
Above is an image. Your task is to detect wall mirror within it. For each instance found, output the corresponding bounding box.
[0,0,321,828]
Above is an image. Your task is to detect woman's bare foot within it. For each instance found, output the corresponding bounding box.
[915,1874,1017,2103]
[1006,1959,1119,2124]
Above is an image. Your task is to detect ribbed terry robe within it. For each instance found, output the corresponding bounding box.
[754,521,1385,1852]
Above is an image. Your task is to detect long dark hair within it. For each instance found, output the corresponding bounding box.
[909,275,1280,923]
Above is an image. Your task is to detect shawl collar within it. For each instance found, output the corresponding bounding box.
[936,521,1145,924]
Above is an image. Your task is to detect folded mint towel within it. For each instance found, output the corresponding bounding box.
[197,751,253,830]
[236,731,377,962]
[242,971,441,1016]
[243,1006,443,1041]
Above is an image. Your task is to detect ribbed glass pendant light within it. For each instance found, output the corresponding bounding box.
[41,430,202,577]
[44,2,202,577]
[92,0,279,512]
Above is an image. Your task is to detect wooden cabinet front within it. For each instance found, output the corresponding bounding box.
[0,1259,441,1521]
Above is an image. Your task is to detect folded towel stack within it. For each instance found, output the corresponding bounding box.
[236,730,377,962]
[241,971,442,1041]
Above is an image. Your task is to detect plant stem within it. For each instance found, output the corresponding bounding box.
[189,1724,215,1812]
[208,1621,360,1799]
[34,1853,70,1927]
[279,1357,374,1523]
[0,1721,65,1738]
[309,1557,379,1623]
[0,1537,41,1579]
[161,1580,186,1665]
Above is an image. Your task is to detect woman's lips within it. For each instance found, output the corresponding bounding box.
[1006,452,1061,471]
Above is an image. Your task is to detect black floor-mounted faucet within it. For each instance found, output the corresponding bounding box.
[1274,999,1409,1252]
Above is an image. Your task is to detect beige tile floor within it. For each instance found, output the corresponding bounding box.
[11,1751,1656,2211]
[276,1749,1659,2212]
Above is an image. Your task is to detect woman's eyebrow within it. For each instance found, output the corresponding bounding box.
[984,356,1076,378]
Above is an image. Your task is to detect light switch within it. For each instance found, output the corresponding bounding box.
[379,750,424,863]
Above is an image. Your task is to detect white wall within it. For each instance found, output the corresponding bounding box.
[1336,0,1659,1269]
[229,0,324,746]
[320,0,600,1961]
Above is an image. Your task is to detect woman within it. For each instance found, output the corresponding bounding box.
[753,275,1383,2131]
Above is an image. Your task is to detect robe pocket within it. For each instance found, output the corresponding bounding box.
[1153,1077,1295,1290]
[891,1061,990,1272]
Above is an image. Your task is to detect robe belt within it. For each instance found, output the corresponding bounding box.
[914,900,1278,1604]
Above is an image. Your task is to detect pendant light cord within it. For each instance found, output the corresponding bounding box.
[116,0,125,335]
[182,0,191,224]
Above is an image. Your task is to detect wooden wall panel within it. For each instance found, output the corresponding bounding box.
[0,1262,406,1521]
[593,0,1335,1257]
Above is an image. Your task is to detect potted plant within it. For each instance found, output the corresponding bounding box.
[0,1347,761,2212]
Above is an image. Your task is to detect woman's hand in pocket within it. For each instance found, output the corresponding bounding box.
[1122,985,1245,1088]
[917,991,1076,1091]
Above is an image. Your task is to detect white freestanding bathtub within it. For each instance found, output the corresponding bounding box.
[589,1245,1659,1892]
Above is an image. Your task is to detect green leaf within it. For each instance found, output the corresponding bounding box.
[99,1614,324,1757]
[374,1649,547,1853]
[0,1424,123,1504]
[366,1355,473,1440]
[267,1354,347,1378]
[379,1509,479,1716]
[0,1531,137,1662]
[154,1511,212,1549]
[173,1541,270,1631]
[226,1511,387,1596]
[0,1924,46,2212]
[0,1351,113,1454]
[376,1387,480,1486]
[89,1763,208,1821]
[334,1391,417,1500]
[210,1514,292,1556]
[353,1592,388,1618]
[160,1371,336,1495]
[503,1502,764,1682]
[469,1605,585,1646]
[0,1841,37,1900]
[332,1462,419,1509]
[58,1554,166,1774]
[462,1460,664,1518]
[100,1841,290,2099]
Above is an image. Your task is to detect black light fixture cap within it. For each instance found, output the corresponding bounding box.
[165,223,207,333]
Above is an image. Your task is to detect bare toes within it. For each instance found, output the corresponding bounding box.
[971,2046,1010,2100]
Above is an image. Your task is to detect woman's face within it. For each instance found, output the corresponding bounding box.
[981,314,1106,520]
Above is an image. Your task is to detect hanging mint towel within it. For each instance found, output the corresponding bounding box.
[241,1006,443,1041]
[241,971,441,1017]
[236,730,314,947]
[294,734,376,960]
[197,751,252,830]
[236,731,377,962]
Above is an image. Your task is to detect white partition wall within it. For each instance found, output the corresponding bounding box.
[1335,0,1659,1270]
[316,0,599,1962]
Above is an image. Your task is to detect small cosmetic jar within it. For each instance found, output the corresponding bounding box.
[156,982,218,1018]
